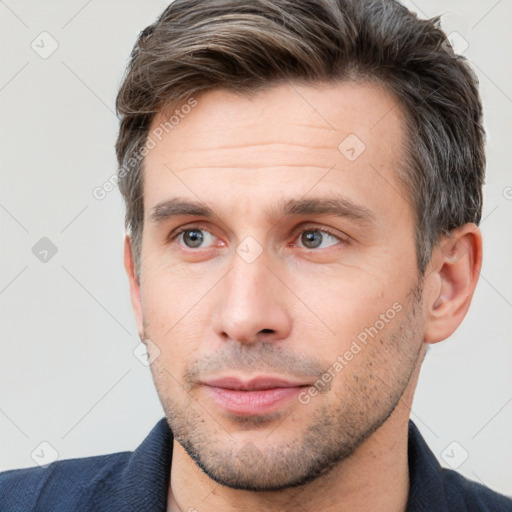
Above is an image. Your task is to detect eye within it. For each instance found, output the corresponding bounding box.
[175,227,217,249]
[295,228,341,250]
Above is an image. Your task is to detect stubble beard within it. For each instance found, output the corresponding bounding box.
[147,285,424,491]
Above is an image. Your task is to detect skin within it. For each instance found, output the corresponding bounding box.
[124,82,482,512]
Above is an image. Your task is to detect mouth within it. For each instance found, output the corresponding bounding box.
[200,376,311,416]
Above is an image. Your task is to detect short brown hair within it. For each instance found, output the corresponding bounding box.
[116,0,485,276]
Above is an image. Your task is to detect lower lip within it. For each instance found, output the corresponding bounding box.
[204,386,305,416]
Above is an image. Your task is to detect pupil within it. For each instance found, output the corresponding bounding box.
[302,230,322,249]
[184,230,203,248]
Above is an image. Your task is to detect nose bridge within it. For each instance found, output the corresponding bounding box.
[225,249,275,319]
[230,251,272,308]
[212,248,292,344]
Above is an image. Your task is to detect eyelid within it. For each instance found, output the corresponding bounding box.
[291,223,349,244]
[168,222,349,248]
[170,225,220,252]
[168,223,214,241]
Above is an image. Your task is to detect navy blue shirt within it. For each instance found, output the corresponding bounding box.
[0,419,510,511]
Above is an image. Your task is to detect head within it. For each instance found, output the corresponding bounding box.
[118,0,484,491]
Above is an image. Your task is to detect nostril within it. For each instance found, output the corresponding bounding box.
[259,329,275,334]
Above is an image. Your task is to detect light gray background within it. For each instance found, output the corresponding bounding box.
[1,0,511,497]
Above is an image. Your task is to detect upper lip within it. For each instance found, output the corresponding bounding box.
[201,376,310,391]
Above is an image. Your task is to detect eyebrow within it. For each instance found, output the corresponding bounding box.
[149,196,376,225]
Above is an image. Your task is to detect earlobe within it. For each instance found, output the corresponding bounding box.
[423,224,482,344]
[123,235,144,339]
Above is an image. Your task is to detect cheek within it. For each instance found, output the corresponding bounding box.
[149,358,190,416]
[290,269,403,345]
[140,260,214,329]
[139,284,211,388]
[321,302,421,406]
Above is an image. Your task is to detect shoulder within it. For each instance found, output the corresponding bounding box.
[439,467,512,512]
[0,451,131,512]
[407,421,512,511]
[0,418,173,512]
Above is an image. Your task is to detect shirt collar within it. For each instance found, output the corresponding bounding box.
[119,418,173,511]
[406,420,450,511]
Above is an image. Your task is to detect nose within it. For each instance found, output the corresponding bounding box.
[212,252,293,345]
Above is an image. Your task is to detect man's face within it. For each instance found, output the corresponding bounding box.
[132,82,426,490]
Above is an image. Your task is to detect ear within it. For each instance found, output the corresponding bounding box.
[423,223,483,344]
[123,235,144,340]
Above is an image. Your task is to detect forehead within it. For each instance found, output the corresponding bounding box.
[142,81,410,221]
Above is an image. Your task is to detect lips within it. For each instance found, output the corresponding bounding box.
[201,376,310,416]
[203,376,307,391]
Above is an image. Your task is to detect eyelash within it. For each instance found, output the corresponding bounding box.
[169,224,218,247]
[291,225,344,248]
[169,224,346,249]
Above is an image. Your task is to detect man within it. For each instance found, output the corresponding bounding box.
[1,0,511,510]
